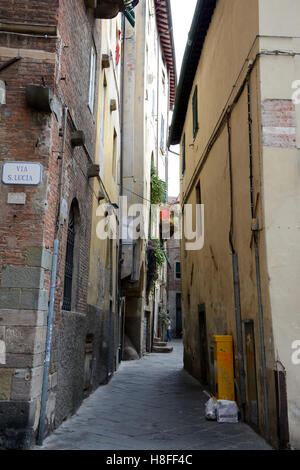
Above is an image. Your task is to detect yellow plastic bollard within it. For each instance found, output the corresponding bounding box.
[213,335,235,401]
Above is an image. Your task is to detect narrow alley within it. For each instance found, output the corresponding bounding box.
[1,0,300,452]
[37,342,272,451]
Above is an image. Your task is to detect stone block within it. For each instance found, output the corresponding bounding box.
[0,400,37,429]
[5,326,46,355]
[4,428,35,450]
[0,309,47,327]
[7,193,26,205]
[20,289,49,311]
[0,369,14,400]
[11,366,43,401]
[5,352,43,369]
[1,266,44,290]
[0,289,21,309]
[0,400,38,449]
[25,247,53,270]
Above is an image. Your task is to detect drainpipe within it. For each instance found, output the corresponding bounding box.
[118,13,126,360]
[37,105,68,446]
[246,76,270,442]
[37,238,59,446]
[108,238,114,379]
[226,115,246,421]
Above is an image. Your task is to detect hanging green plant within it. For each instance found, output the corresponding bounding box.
[151,163,167,205]
[146,239,165,302]
[151,238,165,267]
[159,309,170,328]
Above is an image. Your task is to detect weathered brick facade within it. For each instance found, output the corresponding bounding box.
[0,0,106,449]
[262,100,296,148]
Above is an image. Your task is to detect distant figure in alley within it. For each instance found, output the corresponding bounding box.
[166,320,172,342]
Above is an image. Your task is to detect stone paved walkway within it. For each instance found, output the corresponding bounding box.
[37,340,272,450]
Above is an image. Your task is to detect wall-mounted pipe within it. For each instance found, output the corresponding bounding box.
[246,75,270,442]
[0,56,21,72]
[37,238,59,446]
[226,114,246,421]
[118,13,126,360]
[37,105,68,446]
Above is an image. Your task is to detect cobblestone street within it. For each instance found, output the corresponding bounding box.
[37,340,272,450]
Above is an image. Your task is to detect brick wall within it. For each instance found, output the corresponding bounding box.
[0,0,59,26]
[0,0,102,448]
[262,100,296,148]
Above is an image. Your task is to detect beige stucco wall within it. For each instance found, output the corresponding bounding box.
[179,0,280,446]
[120,0,169,352]
[87,15,121,312]
[258,0,300,449]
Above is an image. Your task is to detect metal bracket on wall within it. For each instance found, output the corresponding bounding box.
[0,56,22,73]
[87,164,100,178]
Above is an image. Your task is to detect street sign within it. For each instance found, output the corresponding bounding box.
[1,162,43,185]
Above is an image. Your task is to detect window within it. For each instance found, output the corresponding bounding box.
[112,129,117,180]
[162,70,166,95]
[63,204,76,311]
[160,114,165,151]
[192,85,198,139]
[196,181,201,204]
[88,45,96,113]
[182,134,186,175]
[175,261,181,280]
[152,89,155,117]
[100,76,107,144]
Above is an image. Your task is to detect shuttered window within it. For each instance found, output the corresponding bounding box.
[192,86,198,139]
[62,205,75,311]
[175,262,181,280]
[182,133,186,175]
[160,114,165,151]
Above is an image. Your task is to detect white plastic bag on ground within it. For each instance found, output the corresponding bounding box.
[205,397,217,420]
[216,400,239,423]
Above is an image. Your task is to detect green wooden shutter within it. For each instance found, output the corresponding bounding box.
[182,134,186,175]
[176,262,181,279]
[192,86,198,139]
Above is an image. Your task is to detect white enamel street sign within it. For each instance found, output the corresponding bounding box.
[2,162,42,185]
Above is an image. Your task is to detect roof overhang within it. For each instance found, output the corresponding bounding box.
[168,0,217,145]
[154,0,177,110]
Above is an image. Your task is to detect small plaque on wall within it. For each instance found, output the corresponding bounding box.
[2,162,42,185]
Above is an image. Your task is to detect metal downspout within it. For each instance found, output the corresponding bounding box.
[246,75,270,442]
[108,239,114,379]
[118,13,126,360]
[226,115,246,421]
[37,105,68,445]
